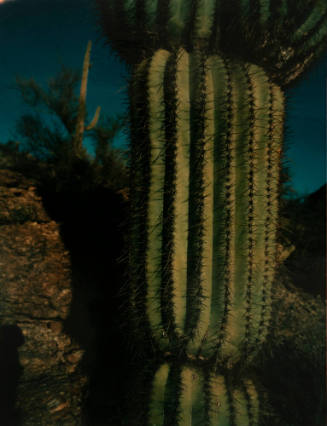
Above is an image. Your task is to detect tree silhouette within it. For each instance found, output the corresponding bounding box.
[11,43,128,192]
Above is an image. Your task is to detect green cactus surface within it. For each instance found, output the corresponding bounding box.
[96,0,327,85]
[129,48,284,362]
[136,363,260,425]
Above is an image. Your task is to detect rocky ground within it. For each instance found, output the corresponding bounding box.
[0,169,87,425]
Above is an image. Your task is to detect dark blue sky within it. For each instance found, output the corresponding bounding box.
[0,0,325,196]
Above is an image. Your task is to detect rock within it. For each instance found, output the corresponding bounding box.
[0,170,86,425]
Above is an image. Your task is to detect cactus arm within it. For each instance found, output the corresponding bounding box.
[146,49,171,349]
[284,9,327,59]
[274,3,327,84]
[73,40,91,156]
[85,105,101,130]
[72,40,101,155]
[79,40,91,113]
[283,16,327,84]
[293,0,326,41]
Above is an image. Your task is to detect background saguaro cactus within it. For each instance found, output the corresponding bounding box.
[73,40,101,158]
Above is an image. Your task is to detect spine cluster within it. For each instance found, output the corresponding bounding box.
[129,48,284,361]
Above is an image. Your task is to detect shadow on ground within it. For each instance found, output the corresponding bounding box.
[40,185,131,425]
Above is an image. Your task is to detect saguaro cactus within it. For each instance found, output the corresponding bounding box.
[96,0,327,360]
[73,41,101,157]
[130,363,260,425]
[96,0,327,423]
[129,48,284,360]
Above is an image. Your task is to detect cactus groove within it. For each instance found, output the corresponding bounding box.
[129,48,284,360]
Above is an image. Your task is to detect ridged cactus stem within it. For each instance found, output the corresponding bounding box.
[129,49,284,361]
[96,1,327,424]
[142,363,260,425]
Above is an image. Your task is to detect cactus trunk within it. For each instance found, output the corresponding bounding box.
[96,1,327,423]
[129,48,284,361]
[130,363,260,425]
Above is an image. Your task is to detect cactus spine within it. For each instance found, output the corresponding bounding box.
[129,48,284,360]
